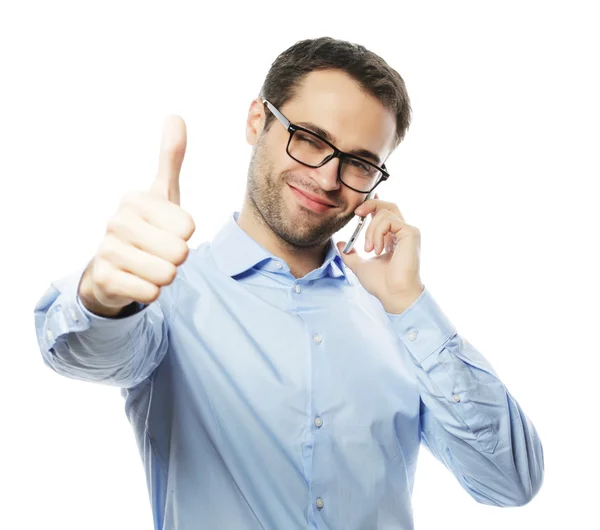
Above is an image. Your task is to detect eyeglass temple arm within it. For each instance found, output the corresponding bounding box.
[262,99,290,129]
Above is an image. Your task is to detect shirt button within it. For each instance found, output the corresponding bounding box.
[46,329,54,341]
[407,330,418,341]
[275,262,283,269]
[295,284,301,293]
[453,394,461,402]
[69,309,79,322]
[314,416,323,428]
[316,497,324,509]
[313,333,322,344]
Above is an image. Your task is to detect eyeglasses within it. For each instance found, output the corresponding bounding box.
[262,99,390,194]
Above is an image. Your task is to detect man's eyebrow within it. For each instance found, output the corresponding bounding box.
[296,121,382,166]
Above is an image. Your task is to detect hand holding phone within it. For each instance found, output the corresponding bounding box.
[342,191,375,254]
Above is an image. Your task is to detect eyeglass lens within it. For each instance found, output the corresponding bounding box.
[289,130,382,192]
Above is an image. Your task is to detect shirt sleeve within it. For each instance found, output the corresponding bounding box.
[386,286,545,507]
[33,265,171,388]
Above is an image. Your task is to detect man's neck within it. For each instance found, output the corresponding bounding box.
[237,203,329,279]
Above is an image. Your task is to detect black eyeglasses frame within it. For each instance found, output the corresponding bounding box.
[262,99,390,194]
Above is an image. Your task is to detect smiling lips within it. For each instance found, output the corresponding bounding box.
[288,185,336,213]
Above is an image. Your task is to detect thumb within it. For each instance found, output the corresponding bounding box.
[149,114,187,205]
[336,241,364,273]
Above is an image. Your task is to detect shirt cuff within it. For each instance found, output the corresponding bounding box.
[40,267,150,351]
[385,286,457,364]
[75,293,148,321]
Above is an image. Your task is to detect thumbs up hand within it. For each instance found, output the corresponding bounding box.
[78,115,196,317]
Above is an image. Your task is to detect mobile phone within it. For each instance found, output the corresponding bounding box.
[342,191,375,254]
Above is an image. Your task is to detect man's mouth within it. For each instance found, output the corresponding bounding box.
[288,185,336,213]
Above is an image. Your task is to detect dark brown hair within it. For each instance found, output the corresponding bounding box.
[259,37,412,149]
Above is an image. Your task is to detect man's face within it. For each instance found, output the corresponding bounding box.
[246,69,396,249]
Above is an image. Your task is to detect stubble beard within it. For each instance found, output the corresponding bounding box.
[245,142,356,250]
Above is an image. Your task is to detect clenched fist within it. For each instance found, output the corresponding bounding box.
[78,116,195,317]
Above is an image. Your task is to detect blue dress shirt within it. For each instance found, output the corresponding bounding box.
[34,211,544,529]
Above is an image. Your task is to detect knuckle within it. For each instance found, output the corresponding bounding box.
[108,210,140,239]
[105,214,123,234]
[106,212,135,235]
[99,235,120,261]
[96,237,113,261]
[179,212,196,239]
[172,241,189,265]
[145,284,161,303]
[161,263,178,285]
[139,285,160,305]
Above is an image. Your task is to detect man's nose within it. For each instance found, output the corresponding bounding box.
[309,156,342,192]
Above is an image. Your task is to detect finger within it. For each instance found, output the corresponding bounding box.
[355,197,378,217]
[111,195,195,242]
[133,195,196,241]
[93,258,160,305]
[383,232,396,254]
[374,219,393,255]
[107,214,190,265]
[374,219,392,256]
[364,210,389,252]
[130,218,190,266]
[370,214,405,255]
[149,115,187,205]
[100,235,178,286]
[356,198,404,222]
[336,241,364,272]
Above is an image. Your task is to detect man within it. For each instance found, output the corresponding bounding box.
[34,37,544,529]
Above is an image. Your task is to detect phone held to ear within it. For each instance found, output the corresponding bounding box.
[342,190,375,254]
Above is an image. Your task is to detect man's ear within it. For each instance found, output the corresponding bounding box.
[246,98,266,146]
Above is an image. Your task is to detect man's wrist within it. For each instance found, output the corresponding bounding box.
[382,284,425,315]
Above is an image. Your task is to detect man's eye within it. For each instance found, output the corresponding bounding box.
[348,159,370,172]
[300,135,319,147]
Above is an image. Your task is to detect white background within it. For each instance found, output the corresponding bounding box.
[1,1,598,528]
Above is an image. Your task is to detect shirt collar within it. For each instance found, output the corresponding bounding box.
[209,211,350,283]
